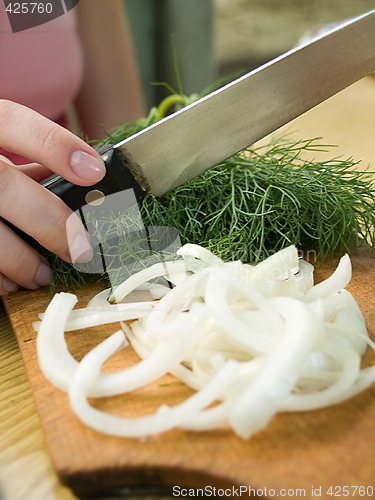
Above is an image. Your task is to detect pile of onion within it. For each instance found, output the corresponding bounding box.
[34,244,375,440]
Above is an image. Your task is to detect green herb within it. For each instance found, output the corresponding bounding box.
[40,90,375,289]
[141,136,375,263]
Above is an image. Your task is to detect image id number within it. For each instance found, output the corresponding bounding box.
[5,3,53,14]
[327,486,374,496]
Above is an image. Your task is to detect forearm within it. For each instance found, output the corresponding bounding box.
[74,0,146,140]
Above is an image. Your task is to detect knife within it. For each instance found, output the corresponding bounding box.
[43,8,375,211]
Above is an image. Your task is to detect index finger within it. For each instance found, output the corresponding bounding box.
[0,100,106,186]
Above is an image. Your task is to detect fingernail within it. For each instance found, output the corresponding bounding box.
[2,277,18,293]
[34,262,52,287]
[69,233,94,264]
[70,151,106,182]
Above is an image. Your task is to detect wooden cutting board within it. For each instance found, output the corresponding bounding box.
[3,246,375,499]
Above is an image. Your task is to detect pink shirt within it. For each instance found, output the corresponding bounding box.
[0,4,84,163]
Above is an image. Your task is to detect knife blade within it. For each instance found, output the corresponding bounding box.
[43,9,375,210]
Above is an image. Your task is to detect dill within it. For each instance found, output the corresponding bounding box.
[40,92,375,289]
[140,138,375,263]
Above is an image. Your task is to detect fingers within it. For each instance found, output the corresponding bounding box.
[0,100,102,294]
[0,155,51,182]
[0,99,106,186]
[15,163,53,182]
[0,160,92,262]
[0,154,14,166]
[0,181,93,293]
[0,274,18,296]
[0,221,52,292]
[0,158,94,293]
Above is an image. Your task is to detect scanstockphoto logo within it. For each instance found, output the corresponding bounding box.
[66,189,184,290]
[4,0,79,33]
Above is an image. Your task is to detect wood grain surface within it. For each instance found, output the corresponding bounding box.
[2,246,375,499]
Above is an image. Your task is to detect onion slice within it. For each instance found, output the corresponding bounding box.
[35,244,373,440]
[36,293,78,391]
[69,330,239,438]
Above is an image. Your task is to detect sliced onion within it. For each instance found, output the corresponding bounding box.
[35,243,373,440]
[228,298,321,439]
[249,245,299,281]
[63,302,154,332]
[108,260,189,304]
[36,292,79,391]
[204,274,283,355]
[69,331,239,438]
[303,254,352,302]
[282,338,361,411]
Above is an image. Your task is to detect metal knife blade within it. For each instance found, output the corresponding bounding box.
[112,9,375,197]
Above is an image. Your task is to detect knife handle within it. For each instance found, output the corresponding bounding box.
[1,144,146,248]
[41,144,145,212]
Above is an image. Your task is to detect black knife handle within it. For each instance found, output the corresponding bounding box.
[1,144,146,248]
[41,144,145,212]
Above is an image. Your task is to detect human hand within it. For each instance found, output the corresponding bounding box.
[0,100,106,295]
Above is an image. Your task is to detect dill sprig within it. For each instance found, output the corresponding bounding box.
[140,137,375,264]
[40,91,375,289]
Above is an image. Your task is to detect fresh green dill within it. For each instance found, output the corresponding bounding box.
[40,91,375,290]
[140,138,375,263]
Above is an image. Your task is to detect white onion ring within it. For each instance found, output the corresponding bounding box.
[108,260,189,304]
[69,331,239,438]
[35,244,373,440]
